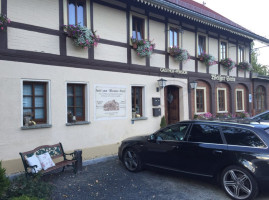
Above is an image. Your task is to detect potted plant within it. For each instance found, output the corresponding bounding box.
[131,37,155,57]
[236,61,252,71]
[220,58,236,71]
[198,53,217,67]
[169,46,190,62]
[63,24,99,49]
[0,13,10,31]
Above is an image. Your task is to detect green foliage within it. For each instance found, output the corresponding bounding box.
[251,42,269,75]
[0,161,10,198]
[10,195,41,200]
[6,174,52,200]
[160,116,167,128]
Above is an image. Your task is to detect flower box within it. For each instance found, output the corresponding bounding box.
[220,58,236,72]
[131,37,155,57]
[236,62,252,71]
[0,13,11,31]
[198,53,217,67]
[169,46,190,62]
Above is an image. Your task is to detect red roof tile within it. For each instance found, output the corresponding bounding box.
[166,0,248,31]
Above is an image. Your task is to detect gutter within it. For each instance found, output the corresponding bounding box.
[138,0,269,44]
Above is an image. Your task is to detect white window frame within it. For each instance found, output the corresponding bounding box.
[235,89,245,112]
[131,85,146,118]
[196,32,208,57]
[21,79,51,127]
[219,40,229,61]
[168,23,181,49]
[194,86,207,114]
[238,45,245,63]
[66,81,89,123]
[217,88,228,113]
[129,12,148,45]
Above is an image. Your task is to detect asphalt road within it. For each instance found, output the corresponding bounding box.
[45,157,269,200]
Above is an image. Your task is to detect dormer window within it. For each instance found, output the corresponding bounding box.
[68,0,86,26]
[132,16,144,40]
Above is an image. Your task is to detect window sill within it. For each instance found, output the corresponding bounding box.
[236,110,245,112]
[131,117,148,121]
[21,124,52,130]
[217,111,228,114]
[66,121,91,126]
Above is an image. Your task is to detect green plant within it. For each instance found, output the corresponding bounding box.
[236,111,250,118]
[0,13,10,31]
[6,174,52,200]
[0,161,10,198]
[160,116,167,128]
[64,24,99,49]
[198,53,217,67]
[220,58,236,71]
[10,195,41,200]
[169,46,190,62]
[131,37,155,57]
[237,62,253,71]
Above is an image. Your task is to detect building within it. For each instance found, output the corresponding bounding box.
[1,0,269,174]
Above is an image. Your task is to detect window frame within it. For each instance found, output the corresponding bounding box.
[235,89,245,112]
[217,88,228,113]
[256,86,265,112]
[131,85,145,118]
[219,40,228,60]
[21,79,51,127]
[129,12,148,44]
[238,45,245,63]
[168,24,181,49]
[67,0,87,26]
[195,87,207,114]
[197,32,208,56]
[66,81,89,123]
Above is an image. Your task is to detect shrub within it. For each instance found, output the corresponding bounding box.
[10,195,41,200]
[6,174,52,200]
[236,111,250,118]
[160,116,167,128]
[0,161,10,198]
[64,24,99,49]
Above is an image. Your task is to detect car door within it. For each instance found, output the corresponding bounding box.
[143,124,190,170]
[178,123,228,177]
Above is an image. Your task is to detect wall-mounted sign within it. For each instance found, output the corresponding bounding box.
[211,74,236,82]
[160,68,187,74]
[94,85,126,120]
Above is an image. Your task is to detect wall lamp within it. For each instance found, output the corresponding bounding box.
[157,78,167,92]
[190,81,198,89]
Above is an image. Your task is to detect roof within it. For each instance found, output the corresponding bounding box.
[135,0,269,44]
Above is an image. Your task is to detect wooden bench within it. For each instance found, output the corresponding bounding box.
[20,143,77,176]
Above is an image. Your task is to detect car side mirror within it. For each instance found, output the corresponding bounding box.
[148,134,156,141]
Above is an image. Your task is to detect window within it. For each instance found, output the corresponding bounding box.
[156,124,189,141]
[132,16,144,40]
[169,27,179,47]
[198,34,206,56]
[256,86,265,112]
[68,0,86,25]
[222,127,266,148]
[238,46,245,62]
[220,41,227,60]
[217,88,227,112]
[195,88,206,113]
[67,84,85,122]
[236,89,244,111]
[188,124,223,144]
[23,82,47,125]
[132,86,143,118]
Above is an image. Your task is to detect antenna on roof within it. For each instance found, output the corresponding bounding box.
[203,1,206,6]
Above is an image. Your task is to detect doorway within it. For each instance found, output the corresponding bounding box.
[165,85,180,124]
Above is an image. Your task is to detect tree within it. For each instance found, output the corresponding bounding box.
[251,42,269,76]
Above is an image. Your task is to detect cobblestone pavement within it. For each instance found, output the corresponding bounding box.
[45,157,269,200]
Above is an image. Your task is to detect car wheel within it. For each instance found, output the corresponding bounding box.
[221,166,258,200]
[123,148,142,172]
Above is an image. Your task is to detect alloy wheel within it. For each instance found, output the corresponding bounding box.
[123,149,141,172]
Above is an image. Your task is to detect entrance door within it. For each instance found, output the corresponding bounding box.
[165,86,179,124]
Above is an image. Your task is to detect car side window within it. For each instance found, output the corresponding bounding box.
[188,124,223,144]
[260,113,269,120]
[222,127,266,148]
[156,124,189,141]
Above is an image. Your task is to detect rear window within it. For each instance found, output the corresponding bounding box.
[222,127,266,148]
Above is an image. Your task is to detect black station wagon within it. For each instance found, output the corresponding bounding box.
[118,121,269,200]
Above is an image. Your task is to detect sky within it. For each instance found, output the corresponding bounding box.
[193,0,269,66]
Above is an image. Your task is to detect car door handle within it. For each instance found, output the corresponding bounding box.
[213,150,223,155]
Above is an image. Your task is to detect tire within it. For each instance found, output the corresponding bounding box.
[221,165,258,200]
[122,148,142,172]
